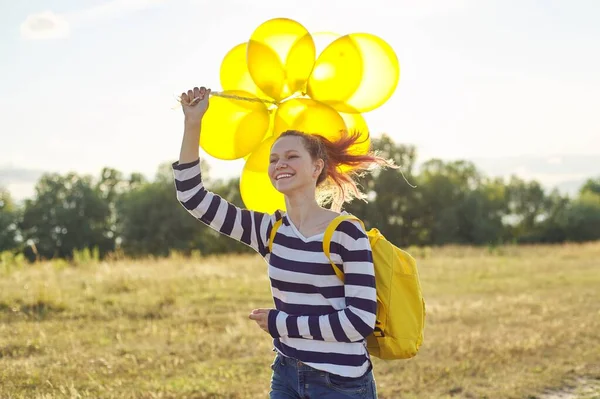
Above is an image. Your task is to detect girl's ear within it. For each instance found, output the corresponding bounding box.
[313,159,325,178]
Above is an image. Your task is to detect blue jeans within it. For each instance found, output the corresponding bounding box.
[269,352,378,398]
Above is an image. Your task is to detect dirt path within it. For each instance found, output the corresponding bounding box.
[539,378,600,399]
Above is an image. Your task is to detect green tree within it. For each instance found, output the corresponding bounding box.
[115,177,200,256]
[19,173,114,260]
[456,177,508,245]
[115,162,251,257]
[96,168,126,204]
[95,167,147,247]
[580,177,600,196]
[563,192,600,242]
[533,189,571,243]
[0,187,19,252]
[505,176,550,242]
[417,159,484,245]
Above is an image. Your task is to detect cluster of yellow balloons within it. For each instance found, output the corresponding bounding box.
[199,18,400,214]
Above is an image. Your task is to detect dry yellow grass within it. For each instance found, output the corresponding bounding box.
[1,243,599,398]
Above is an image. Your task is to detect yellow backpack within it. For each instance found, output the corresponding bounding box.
[269,214,426,360]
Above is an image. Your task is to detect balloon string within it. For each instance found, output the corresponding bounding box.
[173,90,307,111]
[210,91,279,105]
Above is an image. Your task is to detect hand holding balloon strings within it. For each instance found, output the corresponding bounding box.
[180,86,211,125]
[178,86,212,165]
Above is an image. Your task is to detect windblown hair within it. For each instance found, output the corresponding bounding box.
[278,129,397,211]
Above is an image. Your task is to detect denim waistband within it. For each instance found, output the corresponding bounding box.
[274,352,373,381]
[276,352,320,371]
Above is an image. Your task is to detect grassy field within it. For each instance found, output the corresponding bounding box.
[1,242,599,399]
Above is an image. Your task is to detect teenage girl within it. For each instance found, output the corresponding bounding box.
[174,86,395,398]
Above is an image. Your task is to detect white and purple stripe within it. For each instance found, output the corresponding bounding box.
[172,158,377,378]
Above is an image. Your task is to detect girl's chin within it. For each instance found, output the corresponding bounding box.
[274,178,299,193]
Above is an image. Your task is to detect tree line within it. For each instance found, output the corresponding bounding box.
[1,135,599,262]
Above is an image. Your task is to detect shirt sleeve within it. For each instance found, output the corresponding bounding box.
[267,220,377,342]
[172,158,278,257]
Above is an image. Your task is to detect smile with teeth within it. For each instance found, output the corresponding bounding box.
[276,173,294,180]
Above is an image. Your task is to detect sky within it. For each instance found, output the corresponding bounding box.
[1,0,599,200]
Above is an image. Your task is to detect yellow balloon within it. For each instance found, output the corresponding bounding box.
[243,110,276,161]
[312,31,341,58]
[247,18,315,101]
[266,108,276,139]
[199,90,270,160]
[240,137,286,213]
[273,98,346,141]
[307,33,400,113]
[220,43,271,100]
[243,136,274,173]
[339,112,371,156]
[241,170,286,213]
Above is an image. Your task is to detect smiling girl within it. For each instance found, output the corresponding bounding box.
[173,86,397,398]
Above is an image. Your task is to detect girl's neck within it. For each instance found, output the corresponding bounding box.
[284,190,324,228]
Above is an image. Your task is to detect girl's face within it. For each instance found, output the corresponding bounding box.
[268,136,323,195]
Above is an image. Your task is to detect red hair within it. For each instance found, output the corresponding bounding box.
[278,129,397,211]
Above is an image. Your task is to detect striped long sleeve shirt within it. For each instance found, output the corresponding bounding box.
[172,158,377,378]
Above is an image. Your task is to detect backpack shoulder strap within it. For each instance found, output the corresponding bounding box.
[268,214,284,253]
[323,214,366,281]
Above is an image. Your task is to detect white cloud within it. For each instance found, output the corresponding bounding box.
[20,11,70,40]
[20,0,169,40]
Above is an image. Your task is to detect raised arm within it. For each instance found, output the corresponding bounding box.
[267,220,377,342]
[173,87,277,256]
[178,87,210,165]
